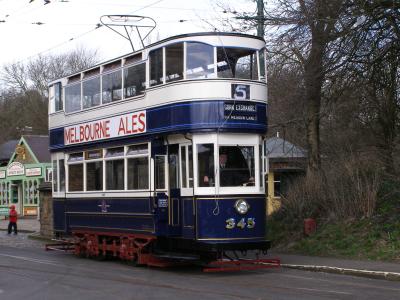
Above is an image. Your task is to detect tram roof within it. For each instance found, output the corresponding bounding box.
[149,31,265,47]
[49,32,265,85]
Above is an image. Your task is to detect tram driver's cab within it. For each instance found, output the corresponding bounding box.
[154,132,264,239]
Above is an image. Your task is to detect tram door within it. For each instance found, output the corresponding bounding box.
[167,144,182,236]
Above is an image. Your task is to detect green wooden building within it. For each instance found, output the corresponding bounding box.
[0,136,51,217]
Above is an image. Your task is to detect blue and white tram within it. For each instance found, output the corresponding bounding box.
[48,32,270,266]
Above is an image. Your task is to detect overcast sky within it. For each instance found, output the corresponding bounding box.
[0,0,255,66]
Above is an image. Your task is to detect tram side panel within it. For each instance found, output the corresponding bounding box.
[54,196,157,236]
[53,197,67,234]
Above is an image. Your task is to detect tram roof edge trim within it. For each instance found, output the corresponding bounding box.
[48,32,265,86]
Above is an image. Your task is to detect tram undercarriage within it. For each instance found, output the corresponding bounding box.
[47,230,279,272]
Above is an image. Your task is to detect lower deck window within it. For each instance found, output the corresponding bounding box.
[59,159,65,192]
[127,157,149,190]
[52,159,58,192]
[69,164,83,191]
[106,160,124,190]
[86,161,103,191]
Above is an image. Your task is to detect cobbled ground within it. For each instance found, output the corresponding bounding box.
[0,232,44,248]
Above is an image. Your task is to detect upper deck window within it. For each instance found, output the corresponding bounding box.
[186,42,215,79]
[82,76,101,109]
[102,69,122,104]
[165,43,183,83]
[124,63,145,98]
[149,48,163,87]
[49,82,63,114]
[65,83,81,113]
[54,82,63,112]
[217,48,258,80]
[259,48,266,81]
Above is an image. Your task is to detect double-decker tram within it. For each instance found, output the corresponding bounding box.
[48,32,275,270]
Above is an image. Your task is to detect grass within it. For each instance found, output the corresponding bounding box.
[268,212,400,262]
[267,178,400,262]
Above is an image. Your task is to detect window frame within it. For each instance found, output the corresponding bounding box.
[216,46,259,80]
[64,143,151,194]
[52,153,66,197]
[126,143,150,191]
[185,41,216,80]
[82,75,101,110]
[123,61,146,99]
[85,149,104,192]
[149,47,164,87]
[273,173,282,198]
[67,154,84,192]
[193,134,263,195]
[64,81,82,113]
[104,148,125,191]
[155,154,168,191]
[101,68,123,104]
[217,144,256,188]
[179,144,194,190]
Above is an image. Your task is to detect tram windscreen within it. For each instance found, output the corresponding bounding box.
[219,146,255,187]
[217,48,258,80]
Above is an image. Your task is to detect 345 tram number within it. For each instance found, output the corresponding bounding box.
[226,217,255,229]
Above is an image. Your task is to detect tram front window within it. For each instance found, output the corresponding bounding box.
[219,146,255,187]
[217,48,258,80]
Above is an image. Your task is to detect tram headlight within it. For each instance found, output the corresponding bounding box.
[234,199,250,215]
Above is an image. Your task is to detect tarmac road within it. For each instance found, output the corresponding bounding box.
[0,234,399,300]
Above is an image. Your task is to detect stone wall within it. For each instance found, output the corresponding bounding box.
[39,182,53,237]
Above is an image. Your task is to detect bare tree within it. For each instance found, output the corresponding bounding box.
[1,46,98,97]
[0,47,99,143]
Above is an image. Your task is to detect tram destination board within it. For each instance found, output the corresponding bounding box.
[224,101,257,121]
